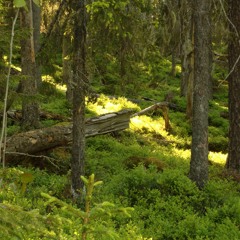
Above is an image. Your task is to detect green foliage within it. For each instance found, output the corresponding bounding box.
[208,103,228,152]
[209,126,228,152]
[6,125,21,136]
[0,202,56,239]
[0,1,234,237]
[41,96,70,117]
[13,0,26,8]
[42,174,134,240]
[0,169,136,239]
[100,166,240,239]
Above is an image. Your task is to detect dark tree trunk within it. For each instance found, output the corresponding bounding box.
[71,0,87,197]
[32,1,42,88]
[171,48,177,77]
[120,40,127,94]
[20,0,39,130]
[180,0,194,97]
[189,0,212,188]
[226,0,240,171]
[62,34,73,103]
[179,0,194,120]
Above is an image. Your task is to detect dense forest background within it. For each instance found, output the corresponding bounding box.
[1,0,240,239]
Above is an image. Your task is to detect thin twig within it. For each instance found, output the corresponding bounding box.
[224,54,240,79]
[0,9,19,167]
[218,0,240,87]
[219,0,239,38]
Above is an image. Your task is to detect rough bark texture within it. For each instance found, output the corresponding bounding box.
[20,0,39,130]
[180,0,194,97]
[226,0,240,171]
[62,34,73,103]
[32,1,42,88]
[5,110,133,161]
[189,0,211,188]
[71,0,87,195]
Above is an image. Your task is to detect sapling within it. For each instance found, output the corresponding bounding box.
[41,173,134,239]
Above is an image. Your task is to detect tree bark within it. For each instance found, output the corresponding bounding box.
[62,33,73,103]
[179,0,195,120]
[71,0,87,196]
[189,0,212,188]
[32,1,42,88]
[226,0,240,171]
[171,47,177,77]
[20,0,39,130]
[180,0,194,97]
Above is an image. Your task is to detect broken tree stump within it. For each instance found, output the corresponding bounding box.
[131,102,172,131]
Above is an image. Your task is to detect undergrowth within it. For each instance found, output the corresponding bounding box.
[1,56,238,239]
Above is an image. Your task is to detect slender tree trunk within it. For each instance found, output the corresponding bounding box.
[180,0,194,97]
[226,0,240,171]
[186,39,194,120]
[120,39,127,94]
[32,1,42,88]
[62,33,73,103]
[20,0,39,130]
[71,0,87,197]
[179,1,194,119]
[171,47,177,77]
[189,0,212,188]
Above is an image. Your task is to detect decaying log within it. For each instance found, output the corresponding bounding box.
[5,109,133,160]
[4,100,174,161]
[131,102,172,131]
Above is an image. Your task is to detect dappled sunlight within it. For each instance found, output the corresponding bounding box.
[175,65,181,73]
[209,151,227,165]
[87,94,140,115]
[42,75,66,92]
[130,114,191,152]
[130,115,165,134]
[171,147,191,161]
[211,100,228,111]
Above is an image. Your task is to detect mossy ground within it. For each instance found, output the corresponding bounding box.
[1,58,238,239]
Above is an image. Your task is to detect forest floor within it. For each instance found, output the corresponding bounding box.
[1,59,240,239]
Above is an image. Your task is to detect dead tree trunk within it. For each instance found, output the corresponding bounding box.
[5,110,133,161]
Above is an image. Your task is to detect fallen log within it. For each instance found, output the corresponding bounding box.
[5,109,133,160]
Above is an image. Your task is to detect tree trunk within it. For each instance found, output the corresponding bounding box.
[226,0,240,171]
[189,0,211,188]
[180,0,194,97]
[62,33,73,103]
[20,0,39,130]
[171,48,177,77]
[32,1,42,88]
[71,0,87,197]
[120,39,127,94]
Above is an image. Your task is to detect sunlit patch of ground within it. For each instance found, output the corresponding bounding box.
[209,151,227,165]
[42,75,66,92]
